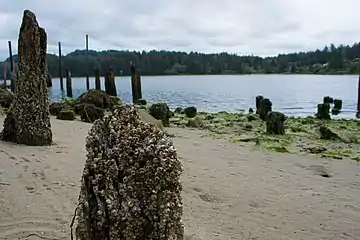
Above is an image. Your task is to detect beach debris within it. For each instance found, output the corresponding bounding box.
[184,106,197,118]
[331,99,342,115]
[0,88,14,108]
[319,125,353,143]
[149,103,172,127]
[78,104,104,123]
[323,96,334,104]
[259,98,272,121]
[255,95,263,114]
[75,104,184,240]
[186,116,206,128]
[2,10,52,146]
[57,109,75,121]
[308,165,331,178]
[316,103,331,120]
[266,111,285,134]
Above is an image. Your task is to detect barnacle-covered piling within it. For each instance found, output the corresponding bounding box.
[75,104,184,240]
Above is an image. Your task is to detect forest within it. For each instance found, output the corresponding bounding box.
[1,42,360,78]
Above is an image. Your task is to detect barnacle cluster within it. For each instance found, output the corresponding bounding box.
[75,104,184,240]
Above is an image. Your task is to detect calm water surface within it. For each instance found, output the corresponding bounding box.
[49,75,359,118]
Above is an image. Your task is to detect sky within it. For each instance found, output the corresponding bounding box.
[1,0,360,60]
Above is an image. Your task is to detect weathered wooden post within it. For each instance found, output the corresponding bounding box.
[66,69,72,98]
[2,61,7,88]
[58,42,64,92]
[94,68,101,90]
[130,64,142,103]
[8,40,15,92]
[105,67,117,96]
[357,75,360,118]
[85,34,90,90]
[47,71,52,87]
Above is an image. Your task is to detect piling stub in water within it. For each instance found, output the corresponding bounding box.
[259,98,272,121]
[75,105,184,240]
[130,64,142,103]
[2,10,52,145]
[266,111,285,134]
[104,66,117,96]
[94,68,101,90]
[255,95,263,114]
[66,69,72,98]
[331,99,342,115]
[46,70,52,87]
[323,96,334,104]
[316,103,330,120]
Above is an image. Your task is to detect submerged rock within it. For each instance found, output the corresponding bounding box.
[75,105,184,240]
[2,10,52,146]
[266,111,285,134]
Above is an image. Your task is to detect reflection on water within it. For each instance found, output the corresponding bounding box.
[48,74,358,118]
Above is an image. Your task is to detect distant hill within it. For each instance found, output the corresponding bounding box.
[1,42,360,78]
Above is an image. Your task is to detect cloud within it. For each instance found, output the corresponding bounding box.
[1,0,360,60]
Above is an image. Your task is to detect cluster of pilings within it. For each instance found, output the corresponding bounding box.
[6,36,143,103]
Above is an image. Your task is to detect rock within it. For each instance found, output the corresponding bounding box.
[266,111,285,134]
[248,107,254,114]
[303,146,327,154]
[78,104,104,123]
[174,107,183,114]
[149,103,172,127]
[308,165,331,178]
[49,102,68,116]
[2,10,52,146]
[244,124,253,131]
[184,106,197,118]
[186,116,205,128]
[316,103,330,120]
[74,89,115,110]
[319,125,351,143]
[75,105,184,240]
[247,114,257,122]
[0,88,14,108]
[259,98,272,121]
[323,96,334,104]
[137,108,164,130]
[57,109,75,121]
[255,95,263,114]
[134,98,147,106]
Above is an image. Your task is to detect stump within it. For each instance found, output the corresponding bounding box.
[94,68,101,90]
[266,111,285,134]
[316,103,330,120]
[255,95,263,114]
[105,67,117,96]
[2,10,52,146]
[259,98,272,121]
[75,105,184,240]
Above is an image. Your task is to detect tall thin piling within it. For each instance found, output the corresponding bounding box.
[94,68,101,90]
[66,69,73,98]
[130,64,142,103]
[85,34,89,90]
[8,41,14,91]
[58,42,64,92]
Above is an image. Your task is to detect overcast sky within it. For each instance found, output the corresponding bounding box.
[0,0,359,60]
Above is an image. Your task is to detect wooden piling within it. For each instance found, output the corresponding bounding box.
[85,34,90,90]
[58,42,64,92]
[130,64,142,103]
[8,41,15,92]
[47,71,52,87]
[66,69,73,98]
[3,61,6,88]
[105,67,117,96]
[94,68,101,90]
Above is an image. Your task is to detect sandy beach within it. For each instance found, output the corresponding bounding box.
[0,116,360,240]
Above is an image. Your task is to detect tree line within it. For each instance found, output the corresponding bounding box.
[1,42,360,78]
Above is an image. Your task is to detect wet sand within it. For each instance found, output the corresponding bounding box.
[0,117,359,240]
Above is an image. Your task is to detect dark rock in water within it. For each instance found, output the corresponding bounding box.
[149,103,172,127]
[184,106,197,118]
[0,89,14,108]
[259,98,272,121]
[74,89,116,110]
[134,98,147,106]
[174,107,183,114]
[49,102,68,116]
[247,114,257,122]
[2,10,52,146]
[316,103,330,120]
[78,104,104,123]
[248,107,254,114]
[57,109,75,121]
[266,111,285,134]
[75,105,184,240]
[255,95,264,114]
[323,96,334,104]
